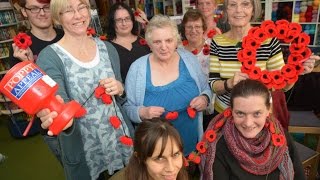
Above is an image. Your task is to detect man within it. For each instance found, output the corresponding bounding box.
[10,0,63,66]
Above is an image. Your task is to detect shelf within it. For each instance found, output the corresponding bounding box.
[0,55,9,59]
[0,70,8,75]
[0,39,13,43]
[0,109,24,115]
[0,22,17,28]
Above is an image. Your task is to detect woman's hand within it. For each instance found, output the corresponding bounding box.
[301,55,319,74]
[139,106,165,120]
[190,95,208,111]
[100,77,124,96]
[12,43,34,61]
[134,8,148,25]
[36,95,73,136]
[228,72,249,88]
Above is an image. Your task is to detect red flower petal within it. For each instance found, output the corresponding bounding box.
[264,24,278,38]
[288,54,304,65]
[275,19,290,26]
[237,50,245,63]
[203,45,210,55]
[294,33,310,46]
[242,48,256,60]
[99,35,107,40]
[134,11,140,16]
[253,28,267,43]
[272,81,286,90]
[196,141,206,153]
[165,111,179,120]
[95,86,105,98]
[119,135,133,146]
[101,94,112,104]
[249,67,261,80]
[289,22,302,33]
[242,36,261,49]
[139,38,147,45]
[193,155,201,164]
[109,116,121,129]
[284,30,300,43]
[182,40,188,46]
[293,63,304,75]
[248,27,259,37]
[242,59,256,70]
[191,49,198,55]
[272,134,286,146]
[207,29,216,38]
[276,24,289,40]
[74,106,87,118]
[261,20,275,29]
[260,70,272,84]
[205,130,217,142]
[300,48,312,63]
[188,153,195,161]
[86,27,96,36]
[214,120,225,130]
[13,33,32,50]
[223,108,232,118]
[281,64,297,79]
[187,106,197,119]
[270,70,284,85]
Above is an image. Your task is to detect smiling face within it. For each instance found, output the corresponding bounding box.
[145,137,183,180]
[197,0,216,18]
[184,18,205,44]
[232,95,270,139]
[226,0,253,28]
[149,26,178,62]
[59,0,90,37]
[114,8,133,36]
[22,0,53,30]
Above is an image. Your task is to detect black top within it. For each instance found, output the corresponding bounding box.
[109,37,150,81]
[214,132,305,180]
[9,28,64,67]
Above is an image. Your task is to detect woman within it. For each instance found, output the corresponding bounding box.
[209,0,317,129]
[35,0,134,179]
[110,118,189,180]
[124,15,212,156]
[200,79,305,179]
[107,2,150,81]
[181,9,215,130]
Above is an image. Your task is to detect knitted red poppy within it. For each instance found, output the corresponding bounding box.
[191,49,198,55]
[237,20,311,90]
[120,135,133,146]
[223,108,232,117]
[207,29,216,39]
[101,94,112,104]
[213,120,225,130]
[99,35,107,41]
[182,40,188,46]
[13,33,32,50]
[139,38,147,46]
[203,44,210,55]
[272,134,286,146]
[94,86,105,98]
[109,116,121,129]
[205,130,217,142]
[165,111,179,120]
[187,106,197,119]
[188,153,201,164]
[86,27,96,36]
[196,141,207,153]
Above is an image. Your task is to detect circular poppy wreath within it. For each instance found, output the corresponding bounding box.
[237,20,311,90]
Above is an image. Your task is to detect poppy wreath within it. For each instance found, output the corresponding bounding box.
[13,32,32,50]
[237,20,311,90]
[187,108,286,165]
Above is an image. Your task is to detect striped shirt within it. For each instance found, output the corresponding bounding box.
[209,34,285,113]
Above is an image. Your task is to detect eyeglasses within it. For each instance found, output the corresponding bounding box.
[115,17,132,24]
[24,6,50,13]
[227,1,252,11]
[185,25,203,31]
[60,4,89,17]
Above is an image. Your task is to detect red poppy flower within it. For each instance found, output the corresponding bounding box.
[276,24,289,40]
[272,81,286,90]
[205,130,217,142]
[192,49,198,55]
[284,30,299,43]
[134,11,140,16]
[237,50,245,62]
[242,48,256,60]
[223,108,232,118]
[269,122,275,134]
[188,153,195,161]
[272,134,286,146]
[248,27,259,37]
[207,29,216,38]
[241,65,252,74]
[242,37,261,50]
[275,19,290,26]
[270,70,285,85]
[289,22,302,33]
[86,27,96,36]
[264,24,277,38]
[94,86,105,98]
[281,64,297,80]
[214,119,225,130]
[293,63,304,75]
[183,157,189,167]
[165,111,179,120]
[193,155,201,164]
[13,33,32,50]
[187,106,197,119]
[253,28,267,43]
[74,106,87,118]
[288,54,304,65]
[294,33,310,47]
[300,47,312,62]
[289,43,305,54]
[101,94,112,104]
[109,116,121,129]
[119,135,133,146]
[265,83,273,89]
[260,70,272,84]
[99,35,107,40]
[242,59,256,70]
[261,20,275,29]
[139,38,147,45]
[249,67,261,80]
[196,141,206,153]
[182,40,188,46]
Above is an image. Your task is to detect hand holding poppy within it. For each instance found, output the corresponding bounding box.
[301,54,319,74]
[12,43,34,61]
[99,77,124,96]
[189,95,208,111]
[139,106,165,120]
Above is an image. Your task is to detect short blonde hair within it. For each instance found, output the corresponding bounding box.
[50,0,90,25]
[145,15,181,46]
[223,0,261,23]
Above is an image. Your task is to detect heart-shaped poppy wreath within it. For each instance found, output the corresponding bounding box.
[237,20,311,90]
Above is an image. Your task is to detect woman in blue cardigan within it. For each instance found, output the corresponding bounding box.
[124,15,212,156]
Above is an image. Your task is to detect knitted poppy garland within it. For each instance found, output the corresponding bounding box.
[237,20,311,90]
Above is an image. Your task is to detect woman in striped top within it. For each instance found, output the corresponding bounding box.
[209,0,317,128]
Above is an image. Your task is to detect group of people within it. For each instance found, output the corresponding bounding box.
[9,0,319,179]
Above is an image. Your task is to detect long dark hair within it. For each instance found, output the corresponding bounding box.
[106,2,139,40]
[125,118,189,180]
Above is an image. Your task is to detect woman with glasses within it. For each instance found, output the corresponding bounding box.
[124,15,211,157]
[209,0,317,129]
[35,0,134,179]
[106,2,150,81]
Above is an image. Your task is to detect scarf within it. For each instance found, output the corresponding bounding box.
[200,113,294,180]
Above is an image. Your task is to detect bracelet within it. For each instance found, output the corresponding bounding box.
[224,80,232,92]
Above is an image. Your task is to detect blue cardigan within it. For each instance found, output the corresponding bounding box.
[123,48,212,140]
